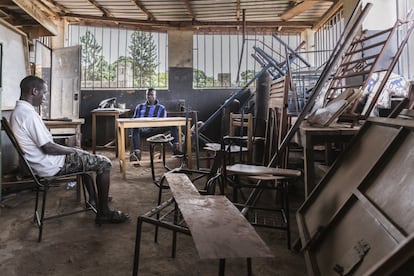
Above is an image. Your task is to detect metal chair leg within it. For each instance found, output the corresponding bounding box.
[133,217,144,276]
[219,259,226,276]
[247,258,252,276]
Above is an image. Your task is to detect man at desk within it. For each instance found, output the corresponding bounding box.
[10,76,128,224]
[130,88,183,161]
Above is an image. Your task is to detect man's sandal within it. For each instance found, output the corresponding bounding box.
[95,210,129,225]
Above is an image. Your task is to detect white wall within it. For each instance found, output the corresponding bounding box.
[0,23,28,110]
[362,0,397,30]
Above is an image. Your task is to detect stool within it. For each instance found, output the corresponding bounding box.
[147,134,174,185]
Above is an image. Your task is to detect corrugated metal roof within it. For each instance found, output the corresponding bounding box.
[1,0,342,35]
[54,0,340,32]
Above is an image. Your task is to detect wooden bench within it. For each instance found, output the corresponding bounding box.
[132,172,273,276]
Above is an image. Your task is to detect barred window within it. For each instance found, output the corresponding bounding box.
[193,32,301,89]
[396,0,414,79]
[67,25,168,89]
[314,9,344,68]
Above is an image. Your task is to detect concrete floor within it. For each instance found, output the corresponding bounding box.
[0,150,307,276]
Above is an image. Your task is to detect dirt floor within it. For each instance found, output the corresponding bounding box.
[0,150,307,276]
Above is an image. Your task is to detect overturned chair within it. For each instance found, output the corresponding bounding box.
[1,117,97,242]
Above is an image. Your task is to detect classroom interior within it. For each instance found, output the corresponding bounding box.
[1,0,414,275]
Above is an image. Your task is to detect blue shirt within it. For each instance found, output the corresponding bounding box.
[133,99,167,118]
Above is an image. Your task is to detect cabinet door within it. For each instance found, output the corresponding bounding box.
[50,45,80,119]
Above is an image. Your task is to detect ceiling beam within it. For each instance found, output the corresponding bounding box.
[11,0,57,35]
[0,16,27,36]
[63,12,313,32]
[34,0,59,18]
[86,0,112,17]
[236,0,240,21]
[38,0,71,14]
[313,0,342,30]
[280,0,320,21]
[129,0,155,20]
[183,0,195,20]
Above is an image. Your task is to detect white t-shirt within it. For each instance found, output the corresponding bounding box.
[10,100,65,177]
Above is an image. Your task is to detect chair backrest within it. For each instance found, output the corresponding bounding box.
[228,112,253,162]
[268,73,293,167]
[1,117,42,186]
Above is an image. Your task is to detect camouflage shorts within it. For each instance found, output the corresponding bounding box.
[56,150,112,176]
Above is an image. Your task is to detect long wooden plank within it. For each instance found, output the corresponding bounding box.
[165,173,273,260]
[165,172,200,202]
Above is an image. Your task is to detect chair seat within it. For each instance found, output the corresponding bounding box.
[204,142,247,153]
[247,174,289,181]
[226,164,301,178]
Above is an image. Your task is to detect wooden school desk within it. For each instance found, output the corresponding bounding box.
[116,117,192,179]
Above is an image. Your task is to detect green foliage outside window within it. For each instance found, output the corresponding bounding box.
[129,32,158,88]
[77,27,165,89]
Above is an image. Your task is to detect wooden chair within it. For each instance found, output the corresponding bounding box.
[224,73,302,249]
[226,112,254,163]
[268,73,294,167]
[1,117,97,242]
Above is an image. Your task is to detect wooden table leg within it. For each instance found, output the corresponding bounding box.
[92,113,97,154]
[114,114,119,157]
[219,259,225,276]
[186,123,192,169]
[304,134,314,198]
[117,125,126,179]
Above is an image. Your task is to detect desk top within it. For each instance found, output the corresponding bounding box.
[118,117,187,122]
[91,108,130,114]
[300,121,361,134]
[165,173,273,259]
[117,117,188,128]
[44,118,85,127]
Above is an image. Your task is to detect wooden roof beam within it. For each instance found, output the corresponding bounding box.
[86,0,112,17]
[236,0,240,21]
[183,0,195,20]
[130,0,155,21]
[63,12,313,30]
[33,0,59,18]
[313,0,342,30]
[11,0,57,35]
[38,0,71,14]
[280,0,320,21]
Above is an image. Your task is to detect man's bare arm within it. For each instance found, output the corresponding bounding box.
[40,141,78,155]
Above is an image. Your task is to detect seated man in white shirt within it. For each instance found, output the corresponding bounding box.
[10,76,128,224]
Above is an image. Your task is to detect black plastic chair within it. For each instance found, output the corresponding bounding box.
[1,117,97,242]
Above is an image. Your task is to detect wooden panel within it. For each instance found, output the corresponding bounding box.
[178,196,272,259]
[165,172,200,201]
[310,196,397,276]
[297,118,414,275]
[299,122,400,238]
[362,131,414,234]
[165,173,273,260]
